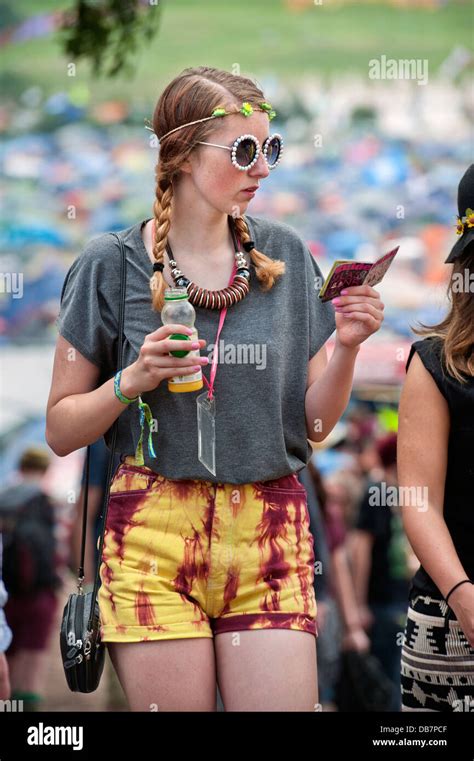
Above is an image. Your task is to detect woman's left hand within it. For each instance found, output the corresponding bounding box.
[332,284,384,349]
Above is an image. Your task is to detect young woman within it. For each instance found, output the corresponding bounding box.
[398,164,474,712]
[46,66,384,711]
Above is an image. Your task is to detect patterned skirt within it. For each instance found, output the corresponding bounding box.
[401,593,474,711]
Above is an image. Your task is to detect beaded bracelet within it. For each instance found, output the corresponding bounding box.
[114,370,139,404]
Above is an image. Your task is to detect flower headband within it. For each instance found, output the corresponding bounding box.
[455,208,474,236]
[144,101,276,143]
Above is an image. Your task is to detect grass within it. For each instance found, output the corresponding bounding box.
[1,0,471,106]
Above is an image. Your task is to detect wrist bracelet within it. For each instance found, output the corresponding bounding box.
[114,370,139,404]
[445,578,472,606]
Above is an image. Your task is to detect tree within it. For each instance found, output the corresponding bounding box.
[59,0,162,77]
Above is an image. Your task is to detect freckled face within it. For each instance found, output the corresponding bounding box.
[187,111,271,216]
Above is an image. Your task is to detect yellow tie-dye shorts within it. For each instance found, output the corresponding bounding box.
[98,456,318,642]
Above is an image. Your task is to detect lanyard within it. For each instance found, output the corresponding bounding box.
[201,258,237,401]
[134,223,240,463]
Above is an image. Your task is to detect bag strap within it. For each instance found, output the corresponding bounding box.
[75,231,127,630]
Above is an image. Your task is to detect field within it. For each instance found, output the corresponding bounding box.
[1,0,471,106]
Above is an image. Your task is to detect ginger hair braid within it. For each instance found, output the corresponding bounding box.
[149,168,173,312]
[233,215,285,291]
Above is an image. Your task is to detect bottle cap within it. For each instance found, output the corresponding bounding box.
[164,287,189,301]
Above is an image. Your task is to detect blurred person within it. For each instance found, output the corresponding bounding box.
[337,405,377,462]
[355,436,385,482]
[298,462,335,707]
[69,438,125,710]
[303,458,370,708]
[0,447,61,711]
[324,466,365,530]
[344,405,385,482]
[320,468,370,654]
[47,66,385,712]
[69,437,121,585]
[351,433,412,710]
[398,165,474,712]
[311,422,362,484]
[0,533,12,701]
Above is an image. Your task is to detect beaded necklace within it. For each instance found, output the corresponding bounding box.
[151,215,253,309]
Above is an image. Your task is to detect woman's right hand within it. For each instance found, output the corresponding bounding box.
[448,582,474,648]
[120,324,209,397]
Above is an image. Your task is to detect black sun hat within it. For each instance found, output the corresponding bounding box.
[445,163,474,263]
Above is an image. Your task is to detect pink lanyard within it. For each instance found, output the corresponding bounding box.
[202,258,237,401]
[151,220,239,402]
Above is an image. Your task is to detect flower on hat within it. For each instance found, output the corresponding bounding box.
[456,209,474,235]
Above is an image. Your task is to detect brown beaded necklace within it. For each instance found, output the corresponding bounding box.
[151,215,253,310]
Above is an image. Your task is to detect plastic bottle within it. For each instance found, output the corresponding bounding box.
[161,288,203,393]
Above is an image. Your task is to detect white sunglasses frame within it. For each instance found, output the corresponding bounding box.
[196,133,283,171]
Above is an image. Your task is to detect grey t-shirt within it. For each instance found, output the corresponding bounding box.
[55,214,336,484]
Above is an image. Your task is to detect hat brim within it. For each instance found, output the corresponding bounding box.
[445,227,474,263]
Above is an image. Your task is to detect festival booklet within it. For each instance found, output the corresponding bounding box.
[318,246,400,302]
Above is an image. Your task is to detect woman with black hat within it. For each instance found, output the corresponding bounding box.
[398,164,474,712]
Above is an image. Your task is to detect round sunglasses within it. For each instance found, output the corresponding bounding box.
[197,133,283,171]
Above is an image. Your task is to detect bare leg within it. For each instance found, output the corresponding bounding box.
[107,638,217,712]
[7,650,50,693]
[215,629,318,711]
[0,653,11,700]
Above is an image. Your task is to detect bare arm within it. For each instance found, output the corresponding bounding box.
[46,327,208,457]
[46,336,132,456]
[350,530,373,606]
[397,351,467,596]
[330,545,370,650]
[305,338,360,442]
[349,529,375,630]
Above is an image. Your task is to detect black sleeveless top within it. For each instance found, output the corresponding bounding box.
[405,336,474,599]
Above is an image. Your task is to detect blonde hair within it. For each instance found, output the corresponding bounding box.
[148,66,285,311]
[411,246,474,383]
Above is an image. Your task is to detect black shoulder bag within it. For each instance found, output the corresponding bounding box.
[59,232,127,692]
